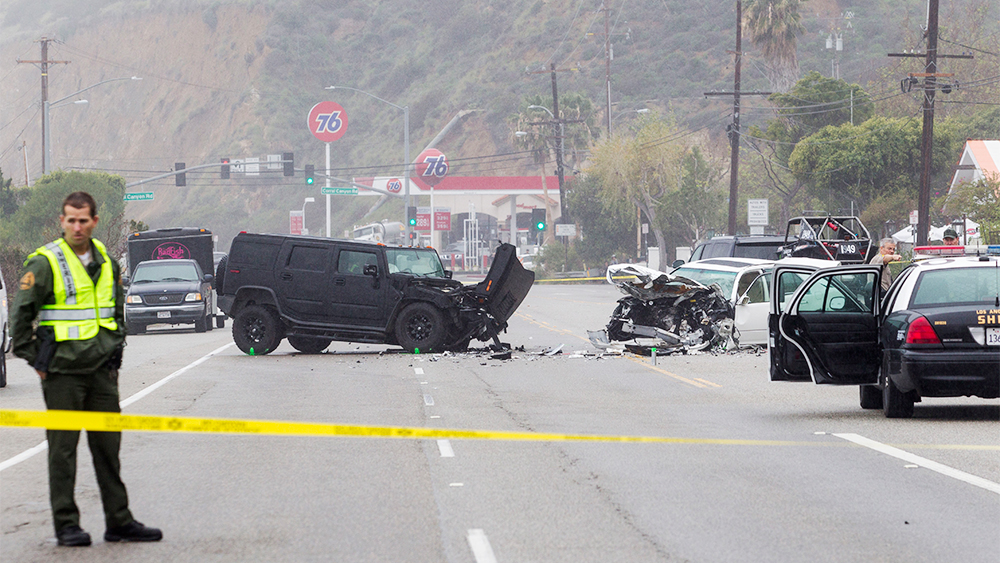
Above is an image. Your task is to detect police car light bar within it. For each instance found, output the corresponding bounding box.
[913,244,999,258]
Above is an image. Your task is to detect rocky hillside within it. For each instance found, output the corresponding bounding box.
[1,0,994,250]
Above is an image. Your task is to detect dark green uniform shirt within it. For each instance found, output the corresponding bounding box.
[11,239,126,374]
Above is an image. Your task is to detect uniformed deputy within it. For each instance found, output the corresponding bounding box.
[12,191,162,547]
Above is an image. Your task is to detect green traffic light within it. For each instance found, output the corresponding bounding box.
[408,218,417,226]
[536,222,546,230]
[306,177,314,185]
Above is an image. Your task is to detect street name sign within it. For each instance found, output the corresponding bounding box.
[123,192,154,201]
[322,187,358,195]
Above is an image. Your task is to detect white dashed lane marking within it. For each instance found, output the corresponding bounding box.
[834,433,1000,495]
[437,439,455,458]
[467,529,497,563]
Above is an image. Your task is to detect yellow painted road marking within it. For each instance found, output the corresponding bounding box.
[694,378,723,388]
[1,410,821,446]
[514,312,590,342]
[627,356,709,388]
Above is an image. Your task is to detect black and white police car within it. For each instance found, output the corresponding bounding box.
[769,245,1000,418]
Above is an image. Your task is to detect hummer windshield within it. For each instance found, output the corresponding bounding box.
[385,248,446,277]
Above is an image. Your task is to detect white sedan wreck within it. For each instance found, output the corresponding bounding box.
[588,262,740,355]
[591,258,844,354]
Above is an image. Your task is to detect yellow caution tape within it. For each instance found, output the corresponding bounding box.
[1,409,825,446]
[535,275,633,283]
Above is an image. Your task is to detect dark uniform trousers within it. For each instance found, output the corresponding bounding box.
[41,365,134,532]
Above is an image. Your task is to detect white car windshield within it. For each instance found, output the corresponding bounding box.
[671,267,737,296]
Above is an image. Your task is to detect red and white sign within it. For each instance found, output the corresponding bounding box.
[289,210,304,235]
[415,206,451,231]
[386,178,403,194]
[308,101,349,143]
[415,148,448,186]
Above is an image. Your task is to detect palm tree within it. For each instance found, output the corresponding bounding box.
[743,0,806,92]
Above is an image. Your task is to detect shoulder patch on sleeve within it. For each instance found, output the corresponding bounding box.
[19,271,35,290]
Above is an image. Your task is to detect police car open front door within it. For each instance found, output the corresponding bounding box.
[778,266,881,385]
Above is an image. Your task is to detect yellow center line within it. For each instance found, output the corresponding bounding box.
[627,356,710,389]
[694,378,722,388]
[514,312,591,343]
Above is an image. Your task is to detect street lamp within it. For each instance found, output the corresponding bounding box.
[43,76,142,174]
[325,85,410,241]
[302,197,315,235]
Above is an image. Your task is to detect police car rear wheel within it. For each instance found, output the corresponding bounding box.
[233,305,282,355]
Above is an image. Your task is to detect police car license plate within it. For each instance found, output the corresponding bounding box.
[987,328,1000,346]
[157,311,171,319]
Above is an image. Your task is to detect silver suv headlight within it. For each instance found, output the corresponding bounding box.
[126,295,143,304]
[184,292,203,302]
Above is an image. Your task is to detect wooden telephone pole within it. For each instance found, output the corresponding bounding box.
[704,1,770,235]
[888,0,972,245]
[16,37,70,175]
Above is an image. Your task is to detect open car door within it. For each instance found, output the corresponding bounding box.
[775,266,881,385]
[769,264,824,381]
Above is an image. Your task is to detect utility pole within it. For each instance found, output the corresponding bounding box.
[549,63,566,220]
[588,3,629,136]
[526,65,581,221]
[603,3,611,135]
[887,0,971,246]
[704,2,770,236]
[16,38,70,175]
[727,0,742,237]
[916,0,939,247]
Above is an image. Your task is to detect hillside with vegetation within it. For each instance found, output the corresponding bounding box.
[1,0,998,276]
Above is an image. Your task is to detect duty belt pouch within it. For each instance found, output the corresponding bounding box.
[104,345,124,370]
[33,330,57,373]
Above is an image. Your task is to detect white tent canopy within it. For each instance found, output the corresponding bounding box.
[892,219,980,244]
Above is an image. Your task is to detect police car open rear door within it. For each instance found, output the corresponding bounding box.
[769,263,825,381]
[774,266,882,385]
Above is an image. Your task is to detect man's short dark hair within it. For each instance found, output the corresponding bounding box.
[62,191,97,217]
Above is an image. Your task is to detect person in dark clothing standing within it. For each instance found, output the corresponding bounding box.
[11,191,162,547]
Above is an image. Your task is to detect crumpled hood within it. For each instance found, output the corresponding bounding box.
[606,263,724,302]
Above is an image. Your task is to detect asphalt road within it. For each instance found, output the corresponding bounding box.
[1,283,998,562]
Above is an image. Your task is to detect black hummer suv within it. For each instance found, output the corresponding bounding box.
[216,233,534,355]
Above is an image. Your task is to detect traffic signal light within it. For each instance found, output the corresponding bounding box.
[531,208,546,231]
[282,152,294,177]
[175,162,186,186]
[406,206,417,226]
[304,164,315,185]
[220,158,230,179]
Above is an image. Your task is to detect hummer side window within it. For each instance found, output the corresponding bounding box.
[287,246,328,272]
[337,250,378,275]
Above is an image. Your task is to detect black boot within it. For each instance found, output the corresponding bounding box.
[56,525,92,547]
[104,520,163,542]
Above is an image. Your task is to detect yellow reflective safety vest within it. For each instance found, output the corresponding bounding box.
[29,238,118,341]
